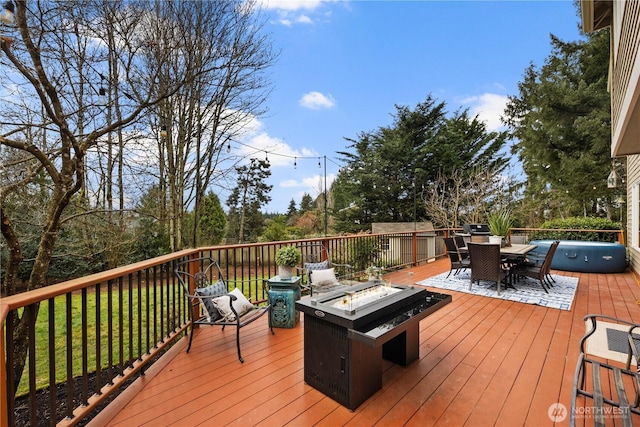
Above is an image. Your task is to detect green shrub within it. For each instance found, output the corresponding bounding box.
[529,217,622,242]
[347,237,381,271]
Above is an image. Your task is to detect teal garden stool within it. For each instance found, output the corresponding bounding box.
[267,276,301,328]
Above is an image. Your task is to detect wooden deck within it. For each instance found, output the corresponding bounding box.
[89,259,640,427]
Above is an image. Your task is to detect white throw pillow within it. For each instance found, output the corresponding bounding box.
[212,287,254,321]
[310,268,337,286]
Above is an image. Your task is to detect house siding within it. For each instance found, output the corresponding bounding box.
[628,155,640,274]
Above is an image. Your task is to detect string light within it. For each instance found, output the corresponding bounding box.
[226,143,231,153]
[228,139,342,170]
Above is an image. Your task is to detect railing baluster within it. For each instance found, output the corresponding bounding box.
[118,277,124,376]
[145,268,150,352]
[161,266,166,343]
[48,298,56,427]
[153,265,158,348]
[5,311,15,426]
[137,270,143,364]
[128,273,134,367]
[108,278,114,384]
[81,288,89,406]
[95,283,102,396]
[65,293,74,419]
[27,304,37,425]
[166,262,171,339]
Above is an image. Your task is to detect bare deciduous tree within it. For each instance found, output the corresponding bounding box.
[422,167,515,229]
[0,0,275,397]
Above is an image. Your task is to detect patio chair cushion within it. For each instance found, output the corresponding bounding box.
[194,280,227,321]
[304,260,329,271]
[213,287,254,321]
[310,268,338,286]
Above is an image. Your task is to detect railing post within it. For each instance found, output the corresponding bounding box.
[187,253,201,326]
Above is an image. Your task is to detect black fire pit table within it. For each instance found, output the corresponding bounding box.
[295,281,452,410]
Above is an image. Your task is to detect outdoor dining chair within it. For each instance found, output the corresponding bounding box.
[452,235,469,257]
[467,242,509,296]
[512,240,560,292]
[444,237,470,278]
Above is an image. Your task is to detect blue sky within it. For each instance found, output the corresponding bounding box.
[233,0,584,213]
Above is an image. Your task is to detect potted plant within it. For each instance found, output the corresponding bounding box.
[275,246,302,279]
[487,209,513,246]
[366,265,382,281]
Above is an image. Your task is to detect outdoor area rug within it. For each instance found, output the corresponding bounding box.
[584,320,639,365]
[416,270,578,311]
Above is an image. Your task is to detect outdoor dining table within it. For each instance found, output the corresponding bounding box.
[458,243,538,257]
[498,243,538,256]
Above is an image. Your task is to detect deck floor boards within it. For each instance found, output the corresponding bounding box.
[89,259,640,427]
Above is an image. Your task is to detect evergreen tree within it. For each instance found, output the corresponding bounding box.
[333,95,509,232]
[286,199,297,217]
[199,192,227,245]
[504,29,618,222]
[132,186,170,261]
[226,159,272,243]
[299,193,314,213]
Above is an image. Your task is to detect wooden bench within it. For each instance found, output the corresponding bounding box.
[571,314,640,427]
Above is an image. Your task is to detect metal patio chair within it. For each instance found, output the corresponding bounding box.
[175,256,273,363]
[296,242,353,295]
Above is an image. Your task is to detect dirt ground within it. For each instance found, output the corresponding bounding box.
[13,369,136,426]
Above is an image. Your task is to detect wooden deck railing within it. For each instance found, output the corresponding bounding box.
[0,228,623,426]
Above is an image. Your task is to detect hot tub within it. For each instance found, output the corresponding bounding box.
[528,240,627,273]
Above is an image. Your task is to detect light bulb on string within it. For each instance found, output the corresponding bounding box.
[294,157,297,169]
[318,158,321,168]
[226,143,231,153]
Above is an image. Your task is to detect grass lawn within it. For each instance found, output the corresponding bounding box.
[15,278,270,396]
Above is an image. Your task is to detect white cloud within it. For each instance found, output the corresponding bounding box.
[260,0,338,26]
[260,0,325,11]
[299,91,336,110]
[459,93,508,132]
[461,93,509,132]
[280,173,335,197]
[276,13,312,26]
[296,14,313,24]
